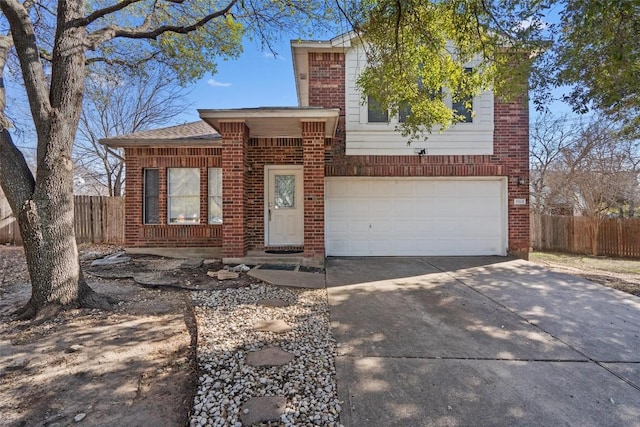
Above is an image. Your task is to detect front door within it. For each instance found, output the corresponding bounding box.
[265,167,304,246]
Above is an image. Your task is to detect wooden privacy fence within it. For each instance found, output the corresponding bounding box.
[0,196,124,245]
[531,214,640,258]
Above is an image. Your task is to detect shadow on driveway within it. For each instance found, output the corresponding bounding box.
[326,257,640,427]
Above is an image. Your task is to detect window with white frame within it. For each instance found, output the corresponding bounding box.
[167,168,200,224]
[452,67,473,123]
[208,168,223,224]
[367,95,389,123]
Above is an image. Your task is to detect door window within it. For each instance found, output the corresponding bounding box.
[274,175,295,209]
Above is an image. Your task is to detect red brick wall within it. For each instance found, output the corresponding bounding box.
[123,147,222,247]
[308,50,530,257]
[220,122,250,258]
[302,121,326,256]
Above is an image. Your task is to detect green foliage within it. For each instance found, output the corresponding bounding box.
[349,0,545,141]
[555,0,640,137]
[79,0,334,85]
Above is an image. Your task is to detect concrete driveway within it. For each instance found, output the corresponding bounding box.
[326,257,640,427]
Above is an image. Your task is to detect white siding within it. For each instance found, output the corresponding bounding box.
[345,44,495,156]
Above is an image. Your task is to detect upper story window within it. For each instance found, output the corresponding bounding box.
[168,168,200,224]
[208,168,223,224]
[367,95,389,123]
[398,102,411,123]
[452,68,473,123]
[452,97,473,122]
[143,169,159,224]
[365,70,474,125]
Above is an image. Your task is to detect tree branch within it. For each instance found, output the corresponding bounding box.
[85,51,160,67]
[85,0,238,48]
[72,0,144,27]
[0,129,36,214]
[0,0,51,135]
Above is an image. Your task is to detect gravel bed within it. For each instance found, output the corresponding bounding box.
[191,283,342,426]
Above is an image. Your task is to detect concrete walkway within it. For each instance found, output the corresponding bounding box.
[326,257,640,427]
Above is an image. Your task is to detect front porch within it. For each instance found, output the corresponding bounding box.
[199,107,340,262]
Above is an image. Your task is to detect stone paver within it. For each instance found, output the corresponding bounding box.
[256,298,291,307]
[252,320,292,333]
[246,347,294,367]
[132,272,180,287]
[90,252,131,266]
[181,258,204,269]
[239,396,286,426]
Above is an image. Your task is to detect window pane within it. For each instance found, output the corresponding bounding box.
[399,102,411,123]
[208,168,223,224]
[168,168,200,224]
[367,95,389,123]
[453,68,473,123]
[169,197,200,223]
[143,169,159,224]
[452,97,473,123]
[168,168,199,196]
[274,175,295,209]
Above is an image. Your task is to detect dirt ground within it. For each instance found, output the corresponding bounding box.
[0,245,258,427]
[2,247,639,427]
[529,251,640,296]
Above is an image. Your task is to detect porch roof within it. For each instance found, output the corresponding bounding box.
[198,107,340,138]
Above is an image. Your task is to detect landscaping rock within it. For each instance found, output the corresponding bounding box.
[256,298,291,308]
[227,264,250,273]
[208,270,239,280]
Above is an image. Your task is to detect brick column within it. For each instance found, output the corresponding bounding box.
[220,122,249,258]
[302,121,326,257]
[123,148,140,246]
[494,96,530,259]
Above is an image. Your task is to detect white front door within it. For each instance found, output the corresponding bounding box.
[266,167,304,246]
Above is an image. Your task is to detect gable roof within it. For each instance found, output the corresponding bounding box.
[100,121,220,148]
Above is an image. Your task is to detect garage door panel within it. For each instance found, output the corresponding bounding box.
[429,199,461,215]
[369,199,394,216]
[325,178,507,256]
[329,199,350,215]
[349,181,371,196]
[414,182,435,197]
[326,219,348,233]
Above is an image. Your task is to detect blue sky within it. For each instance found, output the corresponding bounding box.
[10,28,581,151]
[178,38,300,123]
[178,36,576,126]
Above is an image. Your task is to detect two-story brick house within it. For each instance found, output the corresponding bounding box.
[102,34,530,264]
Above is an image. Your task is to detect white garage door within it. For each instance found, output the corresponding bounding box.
[325,178,507,256]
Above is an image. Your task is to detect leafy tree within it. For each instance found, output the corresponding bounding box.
[552,0,640,137]
[0,0,332,319]
[343,0,546,140]
[75,64,189,197]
